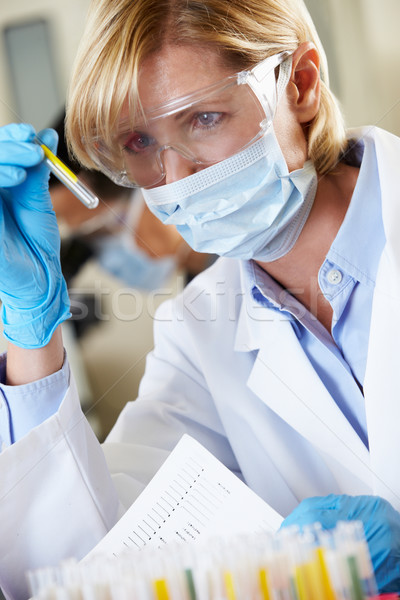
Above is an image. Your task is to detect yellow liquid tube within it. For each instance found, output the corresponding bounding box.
[154,579,170,600]
[223,571,237,600]
[258,568,271,600]
[39,141,99,209]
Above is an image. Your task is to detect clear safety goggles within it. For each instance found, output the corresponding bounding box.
[88,51,292,188]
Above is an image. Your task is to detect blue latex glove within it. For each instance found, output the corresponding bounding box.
[0,123,70,348]
[281,494,400,593]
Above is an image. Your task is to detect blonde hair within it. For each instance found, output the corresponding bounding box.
[66,0,346,175]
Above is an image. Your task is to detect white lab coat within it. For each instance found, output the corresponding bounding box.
[0,126,399,600]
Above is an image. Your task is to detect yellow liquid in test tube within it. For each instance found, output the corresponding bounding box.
[258,568,271,600]
[223,571,237,600]
[154,579,170,600]
[39,142,99,209]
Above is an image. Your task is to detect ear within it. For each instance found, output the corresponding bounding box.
[287,41,320,124]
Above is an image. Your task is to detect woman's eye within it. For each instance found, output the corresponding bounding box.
[194,112,223,129]
[124,131,155,153]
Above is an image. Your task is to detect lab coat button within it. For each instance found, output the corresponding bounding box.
[327,269,342,285]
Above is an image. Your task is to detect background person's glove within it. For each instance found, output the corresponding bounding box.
[0,123,70,348]
[281,494,400,594]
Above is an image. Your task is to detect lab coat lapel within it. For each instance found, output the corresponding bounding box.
[235,287,373,488]
[363,127,400,510]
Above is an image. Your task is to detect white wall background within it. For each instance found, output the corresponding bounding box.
[0,0,91,127]
[0,0,399,438]
[304,0,400,133]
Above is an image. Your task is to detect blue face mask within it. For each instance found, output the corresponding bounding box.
[142,126,317,262]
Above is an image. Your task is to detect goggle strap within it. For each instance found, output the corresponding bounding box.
[251,51,291,83]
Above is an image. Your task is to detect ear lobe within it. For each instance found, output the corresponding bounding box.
[288,42,321,124]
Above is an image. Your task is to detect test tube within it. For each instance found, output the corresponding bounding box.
[36,140,99,209]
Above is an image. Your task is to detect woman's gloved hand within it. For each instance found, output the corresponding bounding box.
[281,494,400,594]
[0,123,70,348]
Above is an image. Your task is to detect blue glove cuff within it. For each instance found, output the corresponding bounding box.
[1,276,71,349]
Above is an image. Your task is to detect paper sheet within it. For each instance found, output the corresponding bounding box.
[86,434,283,560]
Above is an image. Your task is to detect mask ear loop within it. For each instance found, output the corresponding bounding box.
[276,56,293,102]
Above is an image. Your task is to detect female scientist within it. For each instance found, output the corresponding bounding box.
[0,0,399,598]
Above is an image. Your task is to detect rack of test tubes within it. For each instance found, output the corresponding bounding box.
[28,520,380,600]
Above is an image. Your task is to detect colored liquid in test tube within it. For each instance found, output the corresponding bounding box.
[38,140,99,209]
[154,579,170,600]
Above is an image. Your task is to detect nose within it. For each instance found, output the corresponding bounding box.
[161,147,199,184]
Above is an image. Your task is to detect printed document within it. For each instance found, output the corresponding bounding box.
[86,434,283,560]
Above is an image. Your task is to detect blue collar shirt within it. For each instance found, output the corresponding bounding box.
[242,139,385,449]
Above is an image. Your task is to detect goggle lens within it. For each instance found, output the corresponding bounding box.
[88,52,291,188]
